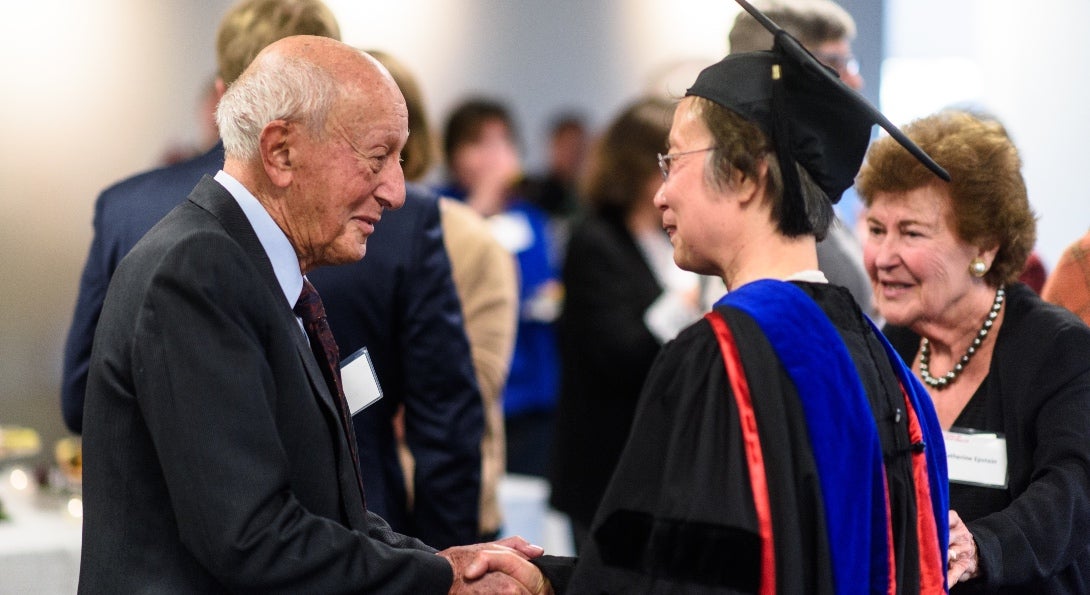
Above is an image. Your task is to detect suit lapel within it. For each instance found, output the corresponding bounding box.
[186,176,343,423]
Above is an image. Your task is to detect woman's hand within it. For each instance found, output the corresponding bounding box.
[947,510,980,586]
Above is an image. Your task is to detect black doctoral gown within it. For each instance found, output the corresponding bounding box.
[537,281,946,594]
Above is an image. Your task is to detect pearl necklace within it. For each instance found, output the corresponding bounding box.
[919,285,1005,390]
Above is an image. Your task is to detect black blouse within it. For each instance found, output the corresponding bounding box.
[884,283,1090,593]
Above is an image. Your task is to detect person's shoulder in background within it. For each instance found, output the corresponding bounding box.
[1042,231,1090,325]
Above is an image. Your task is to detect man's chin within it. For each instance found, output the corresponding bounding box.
[324,241,368,267]
[348,243,368,263]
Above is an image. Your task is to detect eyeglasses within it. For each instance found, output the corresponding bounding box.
[811,51,860,77]
[657,147,716,180]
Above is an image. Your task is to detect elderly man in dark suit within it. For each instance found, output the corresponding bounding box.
[60,0,340,433]
[79,36,546,593]
[62,0,483,549]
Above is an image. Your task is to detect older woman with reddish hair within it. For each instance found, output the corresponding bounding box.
[860,110,1090,592]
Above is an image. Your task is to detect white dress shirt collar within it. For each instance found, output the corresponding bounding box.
[213,170,302,308]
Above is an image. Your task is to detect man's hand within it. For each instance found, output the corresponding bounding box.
[439,536,551,594]
[489,536,545,560]
[947,510,980,586]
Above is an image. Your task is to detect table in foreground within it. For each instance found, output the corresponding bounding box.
[0,467,81,595]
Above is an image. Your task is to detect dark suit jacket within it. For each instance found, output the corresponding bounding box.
[64,147,482,547]
[548,213,664,526]
[309,185,483,548]
[63,143,226,433]
[80,177,452,593]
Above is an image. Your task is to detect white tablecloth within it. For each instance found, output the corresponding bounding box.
[0,472,81,595]
[0,471,575,594]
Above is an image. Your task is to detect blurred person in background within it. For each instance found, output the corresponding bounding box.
[548,96,708,552]
[523,113,588,218]
[861,110,1090,592]
[1019,251,1048,294]
[438,99,561,479]
[366,49,519,543]
[521,112,590,264]
[1042,228,1090,325]
[729,0,863,90]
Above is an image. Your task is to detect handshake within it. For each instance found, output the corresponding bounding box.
[439,536,553,594]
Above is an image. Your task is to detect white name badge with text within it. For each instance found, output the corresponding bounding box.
[341,347,383,415]
[943,428,1008,489]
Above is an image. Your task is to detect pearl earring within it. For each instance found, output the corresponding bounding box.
[970,258,988,278]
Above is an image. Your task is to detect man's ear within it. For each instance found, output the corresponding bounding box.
[260,120,294,188]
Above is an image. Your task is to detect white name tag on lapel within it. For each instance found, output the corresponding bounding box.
[341,347,383,415]
[943,428,1008,488]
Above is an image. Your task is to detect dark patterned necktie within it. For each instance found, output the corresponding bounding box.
[294,279,367,507]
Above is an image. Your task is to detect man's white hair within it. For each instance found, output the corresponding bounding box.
[216,51,340,160]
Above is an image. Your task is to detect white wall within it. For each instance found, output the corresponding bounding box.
[1,0,232,454]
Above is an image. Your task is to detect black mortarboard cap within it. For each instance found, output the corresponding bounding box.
[686,0,949,236]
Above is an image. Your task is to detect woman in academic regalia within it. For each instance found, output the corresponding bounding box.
[529,10,953,594]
